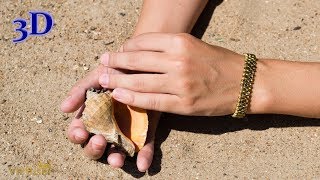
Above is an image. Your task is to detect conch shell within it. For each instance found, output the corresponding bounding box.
[81,89,148,156]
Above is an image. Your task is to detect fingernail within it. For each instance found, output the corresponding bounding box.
[75,130,86,141]
[61,96,72,108]
[99,74,109,86]
[112,89,131,103]
[92,142,104,151]
[101,53,109,65]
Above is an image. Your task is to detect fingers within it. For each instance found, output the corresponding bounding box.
[99,74,172,94]
[121,33,175,52]
[112,88,180,113]
[68,119,107,160]
[106,111,160,171]
[136,111,159,172]
[67,118,89,144]
[61,65,107,113]
[68,114,159,170]
[60,64,125,113]
[100,51,173,73]
[83,134,107,160]
[107,145,126,168]
[137,140,154,172]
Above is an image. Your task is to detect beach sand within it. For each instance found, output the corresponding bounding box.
[1,0,319,179]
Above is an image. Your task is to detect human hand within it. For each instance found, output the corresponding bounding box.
[61,64,160,172]
[99,33,246,116]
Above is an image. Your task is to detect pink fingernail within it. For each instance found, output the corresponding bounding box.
[92,142,105,150]
[75,130,86,141]
[99,74,109,86]
[112,89,131,103]
[61,95,72,107]
[101,53,109,65]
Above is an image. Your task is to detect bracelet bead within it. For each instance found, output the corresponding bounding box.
[232,53,258,118]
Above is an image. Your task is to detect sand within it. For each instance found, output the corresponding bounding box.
[1,0,319,179]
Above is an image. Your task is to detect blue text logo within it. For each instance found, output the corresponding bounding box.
[12,11,54,43]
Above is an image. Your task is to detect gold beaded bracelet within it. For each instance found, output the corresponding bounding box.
[232,53,258,118]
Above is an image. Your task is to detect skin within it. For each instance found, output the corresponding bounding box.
[61,0,208,172]
[99,33,320,118]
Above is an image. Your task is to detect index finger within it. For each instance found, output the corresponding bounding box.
[122,33,176,52]
[61,65,109,113]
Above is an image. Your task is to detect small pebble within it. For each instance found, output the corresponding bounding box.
[48,128,52,132]
[92,31,102,40]
[83,66,89,71]
[215,37,224,42]
[3,35,10,41]
[119,12,126,16]
[103,40,114,46]
[90,26,97,31]
[0,99,6,104]
[293,26,301,30]
[72,64,79,70]
[31,116,43,124]
[230,38,240,42]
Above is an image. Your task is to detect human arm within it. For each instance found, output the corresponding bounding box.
[133,0,208,36]
[251,59,320,118]
[61,0,208,172]
[99,33,320,119]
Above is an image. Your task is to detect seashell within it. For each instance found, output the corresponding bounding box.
[81,89,148,156]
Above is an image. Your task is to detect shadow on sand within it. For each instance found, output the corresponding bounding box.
[121,113,320,178]
[101,0,319,178]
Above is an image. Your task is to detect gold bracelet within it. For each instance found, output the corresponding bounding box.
[232,53,258,118]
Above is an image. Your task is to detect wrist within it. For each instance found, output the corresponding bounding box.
[249,60,320,118]
[247,58,274,115]
[132,27,189,38]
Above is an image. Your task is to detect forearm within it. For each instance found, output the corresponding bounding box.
[250,59,320,118]
[133,0,208,36]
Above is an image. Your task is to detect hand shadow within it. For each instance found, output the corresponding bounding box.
[160,114,320,135]
[191,0,224,39]
[118,113,319,178]
[152,113,319,177]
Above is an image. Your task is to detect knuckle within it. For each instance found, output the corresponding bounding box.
[131,78,145,90]
[108,52,117,67]
[107,75,116,88]
[182,97,196,107]
[180,97,196,114]
[179,79,194,92]
[124,53,139,70]
[147,97,160,110]
[175,56,192,74]
[173,33,193,51]
[130,38,145,50]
